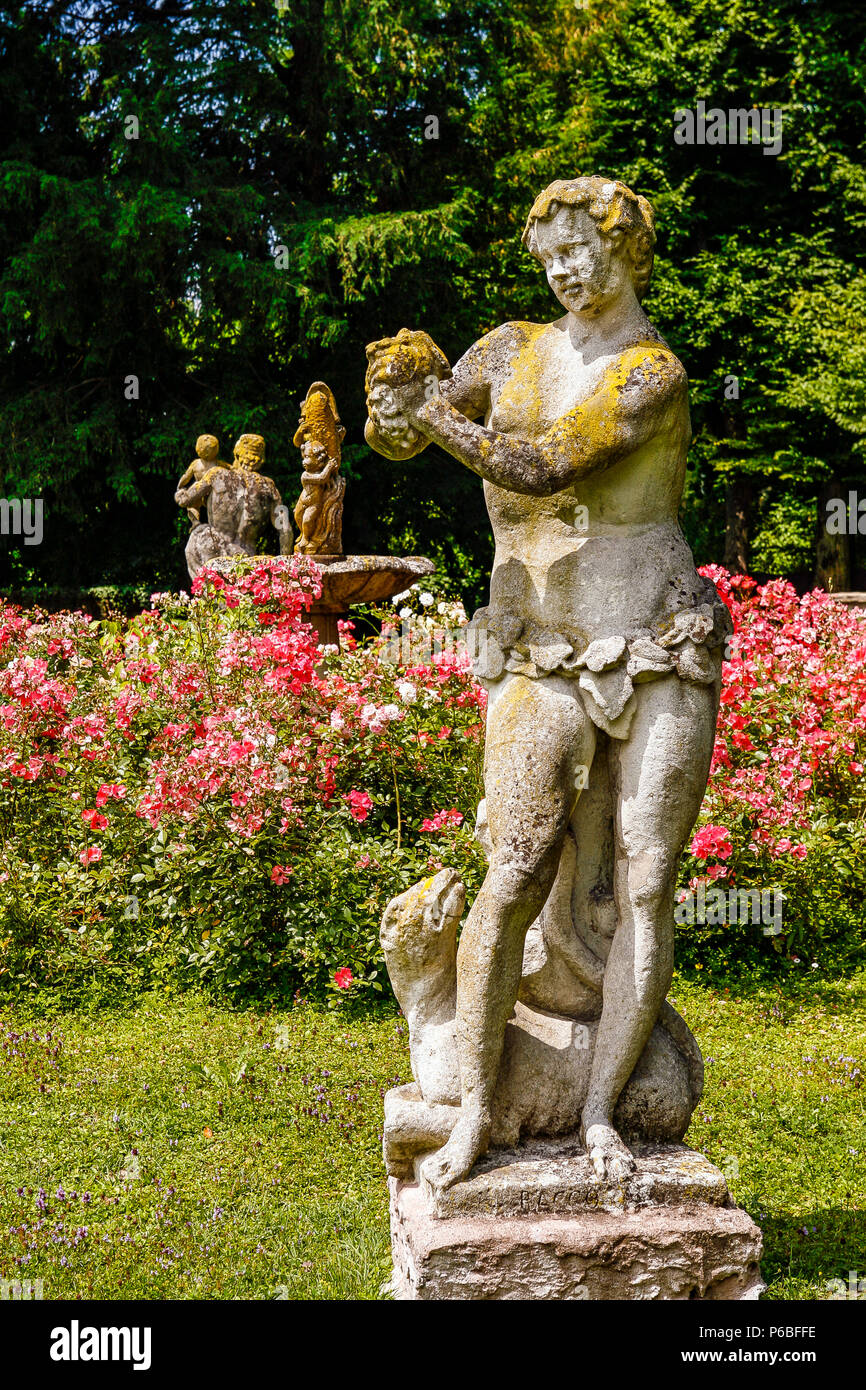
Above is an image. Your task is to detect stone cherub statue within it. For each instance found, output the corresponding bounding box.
[176,434,230,526]
[367,176,732,1194]
[175,433,291,581]
[292,381,346,555]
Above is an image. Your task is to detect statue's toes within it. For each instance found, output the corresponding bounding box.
[609,1152,636,1183]
[588,1146,608,1181]
[585,1123,635,1184]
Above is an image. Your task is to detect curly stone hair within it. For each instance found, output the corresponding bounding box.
[233,433,266,471]
[522,176,656,303]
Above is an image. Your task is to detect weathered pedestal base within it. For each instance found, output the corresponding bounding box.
[389,1140,764,1300]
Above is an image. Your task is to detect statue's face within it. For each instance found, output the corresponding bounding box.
[534,206,630,317]
[235,447,262,472]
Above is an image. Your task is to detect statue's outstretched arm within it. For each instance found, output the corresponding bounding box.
[417,346,686,497]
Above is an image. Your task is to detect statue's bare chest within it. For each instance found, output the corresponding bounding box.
[486,333,616,442]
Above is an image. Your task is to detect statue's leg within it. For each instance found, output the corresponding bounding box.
[582,674,720,1180]
[421,674,595,1192]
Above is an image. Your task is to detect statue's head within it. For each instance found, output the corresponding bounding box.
[233,433,266,472]
[380,868,465,1008]
[301,438,330,473]
[522,177,655,316]
[195,434,220,462]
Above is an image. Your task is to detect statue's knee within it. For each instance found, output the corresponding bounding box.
[619,845,678,913]
[486,848,553,910]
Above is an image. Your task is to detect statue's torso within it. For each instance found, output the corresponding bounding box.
[476,320,700,643]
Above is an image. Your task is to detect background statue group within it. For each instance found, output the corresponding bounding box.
[174,383,347,580]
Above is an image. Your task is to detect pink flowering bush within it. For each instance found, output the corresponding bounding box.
[0,558,485,1000]
[677,568,866,967]
[0,558,863,1000]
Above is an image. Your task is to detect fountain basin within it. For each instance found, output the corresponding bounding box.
[310,554,435,646]
[312,554,435,612]
[208,552,435,649]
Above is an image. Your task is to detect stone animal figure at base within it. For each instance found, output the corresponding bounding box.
[380,868,703,1181]
[366,176,732,1192]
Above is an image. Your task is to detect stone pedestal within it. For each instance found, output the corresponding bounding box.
[389,1139,764,1301]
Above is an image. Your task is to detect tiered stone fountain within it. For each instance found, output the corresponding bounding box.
[175,381,434,645]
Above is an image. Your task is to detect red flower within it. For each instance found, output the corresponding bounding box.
[345,790,372,822]
[79,846,102,866]
[95,783,126,807]
[80,809,109,831]
[270,864,293,885]
[690,824,733,862]
[333,967,354,990]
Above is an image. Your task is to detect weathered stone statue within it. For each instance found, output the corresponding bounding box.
[292,382,346,555]
[175,433,290,581]
[367,177,761,1299]
[176,434,230,526]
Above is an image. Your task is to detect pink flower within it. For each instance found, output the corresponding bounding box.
[690,824,733,862]
[334,967,354,990]
[95,783,126,807]
[79,846,102,866]
[345,790,372,822]
[80,809,108,831]
[420,807,464,833]
[270,864,294,885]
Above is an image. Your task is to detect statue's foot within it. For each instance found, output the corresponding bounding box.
[420,1107,490,1193]
[582,1120,636,1183]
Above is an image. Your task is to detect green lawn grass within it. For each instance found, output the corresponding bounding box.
[1,970,863,1300]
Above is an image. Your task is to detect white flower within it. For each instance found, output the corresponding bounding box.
[397,681,417,704]
[437,601,448,614]
[330,711,345,730]
[382,704,402,722]
[419,592,434,607]
[392,589,412,605]
[399,607,412,620]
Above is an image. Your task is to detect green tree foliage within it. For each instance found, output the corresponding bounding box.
[1,0,865,596]
[550,0,866,580]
